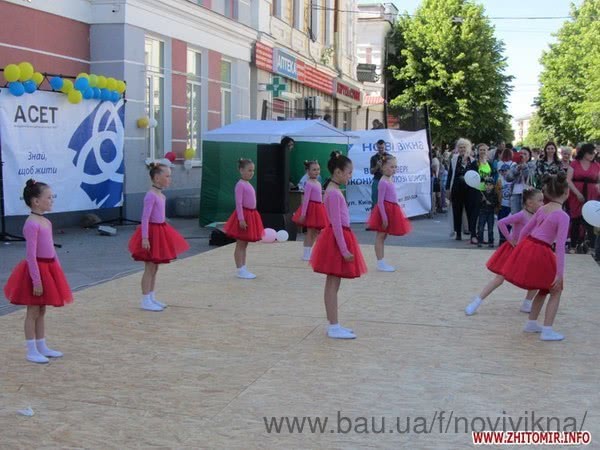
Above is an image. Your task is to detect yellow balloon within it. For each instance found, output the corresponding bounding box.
[137,117,149,128]
[88,74,98,88]
[76,72,89,79]
[32,72,44,86]
[68,89,83,104]
[18,62,34,81]
[97,76,107,89]
[61,79,74,94]
[115,80,126,94]
[184,148,196,160]
[106,77,117,91]
[3,64,20,82]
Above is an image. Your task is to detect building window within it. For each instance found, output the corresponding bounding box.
[293,0,303,29]
[310,0,319,41]
[221,60,232,126]
[145,37,164,160]
[225,0,238,19]
[325,0,333,46]
[187,49,202,160]
[272,0,282,18]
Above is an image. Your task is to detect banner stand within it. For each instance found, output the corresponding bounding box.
[0,155,25,242]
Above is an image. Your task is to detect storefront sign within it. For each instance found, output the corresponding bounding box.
[272,48,298,80]
[335,80,362,105]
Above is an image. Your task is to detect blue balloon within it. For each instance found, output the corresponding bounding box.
[9,82,25,97]
[23,80,37,94]
[93,87,101,99]
[49,76,64,91]
[100,88,111,101]
[74,77,89,92]
[111,91,120,103]
[83,87,94,99]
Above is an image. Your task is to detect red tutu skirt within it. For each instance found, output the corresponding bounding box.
[310,225,367,279]
[486,241,514,275]
[129,222,190,264]
[292,201,329,230]
[367,201,412,236]
[223,208,264,242]
[4,258,73,307]
[503,236,558,293]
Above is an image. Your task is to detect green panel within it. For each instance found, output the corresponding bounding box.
[289,142,348,186]
[199,141,257,226]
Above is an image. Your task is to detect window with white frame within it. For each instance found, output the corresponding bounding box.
[224,0,238,19]
[293,0,303,29]
[186,49,202,161]
[221,60,232,126]
[272,0,282,18]
[325,0,333,46]
[145,37,164,160]
[310,0,319,41]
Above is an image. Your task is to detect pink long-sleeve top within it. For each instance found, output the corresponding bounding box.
[497,210,532,242]
[300,180,323,216]
[24,219,57,286]
[325,188,351,257]
[517,207,570,276]
[141,190,166,239]
[234,180,257,221]
[376,178,398,223]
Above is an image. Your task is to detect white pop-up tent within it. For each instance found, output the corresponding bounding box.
[203,119,353,144]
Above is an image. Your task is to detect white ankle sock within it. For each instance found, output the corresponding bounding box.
[303,247,311,259]
[542,326,552,331]
[329,323,341,331]
[528,320,538,326]
[36,338,62,357]
[26,339,39,355]
[142,294,151,302]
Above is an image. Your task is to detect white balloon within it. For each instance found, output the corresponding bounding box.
[149,118,158,128]
[183,159,193,170]
[582,200,600,227]
[276,229,289,242]
[464,170,481,189]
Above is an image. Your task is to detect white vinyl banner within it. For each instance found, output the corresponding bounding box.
[0,90,125,216]
[347,129,431,222]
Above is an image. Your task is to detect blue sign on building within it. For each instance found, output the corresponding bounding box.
[272,48,298,80]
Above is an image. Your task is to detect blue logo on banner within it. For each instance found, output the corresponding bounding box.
[68,102,125,208]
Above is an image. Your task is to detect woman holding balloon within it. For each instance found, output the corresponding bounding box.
[446,138,479,242]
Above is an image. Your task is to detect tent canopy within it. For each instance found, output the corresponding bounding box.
[203,119,353,144]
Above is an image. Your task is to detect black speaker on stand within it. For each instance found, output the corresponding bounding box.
[256,138,297,241]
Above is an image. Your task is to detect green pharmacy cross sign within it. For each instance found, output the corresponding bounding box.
[266,77,287,98]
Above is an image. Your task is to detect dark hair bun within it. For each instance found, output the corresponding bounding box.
[25,178,36,187]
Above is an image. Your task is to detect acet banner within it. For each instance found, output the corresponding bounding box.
[0,90,125,216]
[346,129,431,222]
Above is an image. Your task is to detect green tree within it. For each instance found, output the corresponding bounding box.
[523,112,554,148]
[387,0,513,145]
[538,0,600,142]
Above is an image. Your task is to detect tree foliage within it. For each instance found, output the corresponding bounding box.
[537,0,600,142]
[523,112,554,148]
[387,0,513,145]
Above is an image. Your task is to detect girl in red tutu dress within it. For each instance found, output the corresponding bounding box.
[129,162,189,311]
[4,179,73,364]
[292,160,329,261]
[503,173,570,341]
[224,158,264,279]
[367,155,411,272]
[311,151,367,339]
[465,188,543,316]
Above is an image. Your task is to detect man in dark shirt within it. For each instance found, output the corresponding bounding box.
[370,139,391,205]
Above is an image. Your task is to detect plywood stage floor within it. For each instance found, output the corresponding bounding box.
[1,243,599,449]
